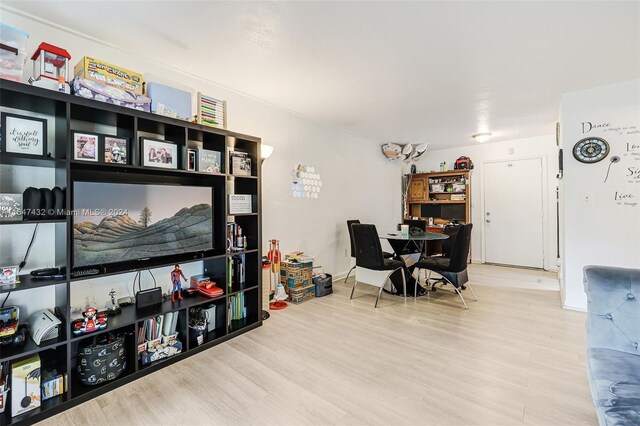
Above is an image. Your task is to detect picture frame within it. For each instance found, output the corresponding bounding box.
[141,138,178,169]
[73,132,99,162]
[1,112,47,157]
[187,148,197,171]
[104,136,128,164]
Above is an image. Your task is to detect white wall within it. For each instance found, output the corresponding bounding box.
[559,79,640,311]
[1,10,401,310]
[414,135,559,271]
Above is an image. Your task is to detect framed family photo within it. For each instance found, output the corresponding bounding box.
[141,138,178,169]
[104,136,128,164]
[73,132,99,161]
[1,112,47,157]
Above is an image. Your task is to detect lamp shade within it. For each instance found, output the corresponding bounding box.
[261,144,274,160]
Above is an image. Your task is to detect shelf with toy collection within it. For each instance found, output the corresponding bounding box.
[0,80,262,425]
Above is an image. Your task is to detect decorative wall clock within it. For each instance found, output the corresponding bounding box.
[573,137,609,163]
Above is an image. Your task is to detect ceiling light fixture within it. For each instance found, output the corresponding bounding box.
[473,133,492,143]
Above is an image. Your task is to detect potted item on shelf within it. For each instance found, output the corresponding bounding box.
[146,81,192,120]
[0,24,29,83]
[28,42,71,93]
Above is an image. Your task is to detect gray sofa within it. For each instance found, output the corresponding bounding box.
[584,266,640,425]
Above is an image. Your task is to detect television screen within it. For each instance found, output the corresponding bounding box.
[73,181,213,268]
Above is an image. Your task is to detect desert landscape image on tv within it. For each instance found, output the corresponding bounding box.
[73,182,213,267]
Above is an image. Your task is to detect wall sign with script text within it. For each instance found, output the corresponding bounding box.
[1,112,48,157]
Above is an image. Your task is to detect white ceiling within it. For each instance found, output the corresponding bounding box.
[4,1,639,149]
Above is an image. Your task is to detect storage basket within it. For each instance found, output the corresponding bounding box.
[77,333,126,385]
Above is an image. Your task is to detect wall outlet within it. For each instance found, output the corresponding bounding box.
[508,147,515,155]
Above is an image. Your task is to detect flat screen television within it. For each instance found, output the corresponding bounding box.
[72,181,213,270]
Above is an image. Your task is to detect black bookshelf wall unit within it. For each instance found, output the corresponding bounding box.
[0,80,262,425]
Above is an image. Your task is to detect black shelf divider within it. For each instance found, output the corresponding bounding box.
[0,80,262,426]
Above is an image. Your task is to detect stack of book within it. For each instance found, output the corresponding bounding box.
[228,292,246,323]
[227,253,246,292]
[197,92,226,128]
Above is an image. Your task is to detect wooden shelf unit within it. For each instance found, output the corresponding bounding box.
[406,170,471,223]
[0,80,262,425]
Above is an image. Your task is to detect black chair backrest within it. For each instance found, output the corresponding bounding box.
[403,219,426,232]
[448,223,473,272]
[441,224,461,257]
[347,219,360,258]
[352,224,385,270]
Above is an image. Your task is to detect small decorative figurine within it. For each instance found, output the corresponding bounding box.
[28,42,71,93]
[170,264,186,302]
[106,288,121,316]
[72,307,108,335]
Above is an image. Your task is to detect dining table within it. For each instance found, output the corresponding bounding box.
[379,231,450,296]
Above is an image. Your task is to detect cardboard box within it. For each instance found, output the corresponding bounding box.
[41,374,64,401]
[146,82,192,120]
[280,260,313,289]
[11,355,41,417]
[72,77,151,112]
[74,56,143,94]
[289,283,316,304]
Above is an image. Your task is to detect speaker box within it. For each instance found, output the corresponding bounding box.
[23,187,42,220]
[39,188,53,218]
[52,186,65,217]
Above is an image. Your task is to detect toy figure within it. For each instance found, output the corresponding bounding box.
[72,307,107,335]
[170,264,186,302]
[106,288,121,316]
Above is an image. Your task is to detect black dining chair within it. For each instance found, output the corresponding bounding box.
[413,223,477,309]
[350,224,406,307]
[345,220,393,282]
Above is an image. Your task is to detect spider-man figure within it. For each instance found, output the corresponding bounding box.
[171,264,186,302]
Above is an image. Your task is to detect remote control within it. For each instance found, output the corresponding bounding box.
[71,268,101,278]
[31,267,60,276]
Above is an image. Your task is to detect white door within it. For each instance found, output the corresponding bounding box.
[484,158,544,268]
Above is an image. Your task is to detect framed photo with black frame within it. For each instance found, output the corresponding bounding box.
[73,131,100,162]
[1,112,48,157]
[141,138,178,169]
[103,135,129,165]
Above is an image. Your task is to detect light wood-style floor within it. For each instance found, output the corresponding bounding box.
[40,270,596,426]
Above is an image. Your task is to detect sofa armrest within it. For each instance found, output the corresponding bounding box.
[584,266,640,356]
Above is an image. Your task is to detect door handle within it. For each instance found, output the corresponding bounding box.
[485,219,491,223]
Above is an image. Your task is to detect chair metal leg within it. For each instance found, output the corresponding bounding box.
[466,282,478,301]
[374,286,384,308]
[453,286,469,309]
[344,266,355,283]
[401,268,407,300]
[350,281,357,300]
[414,268,420,298]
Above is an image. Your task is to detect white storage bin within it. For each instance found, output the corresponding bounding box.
[0,23,29,82]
